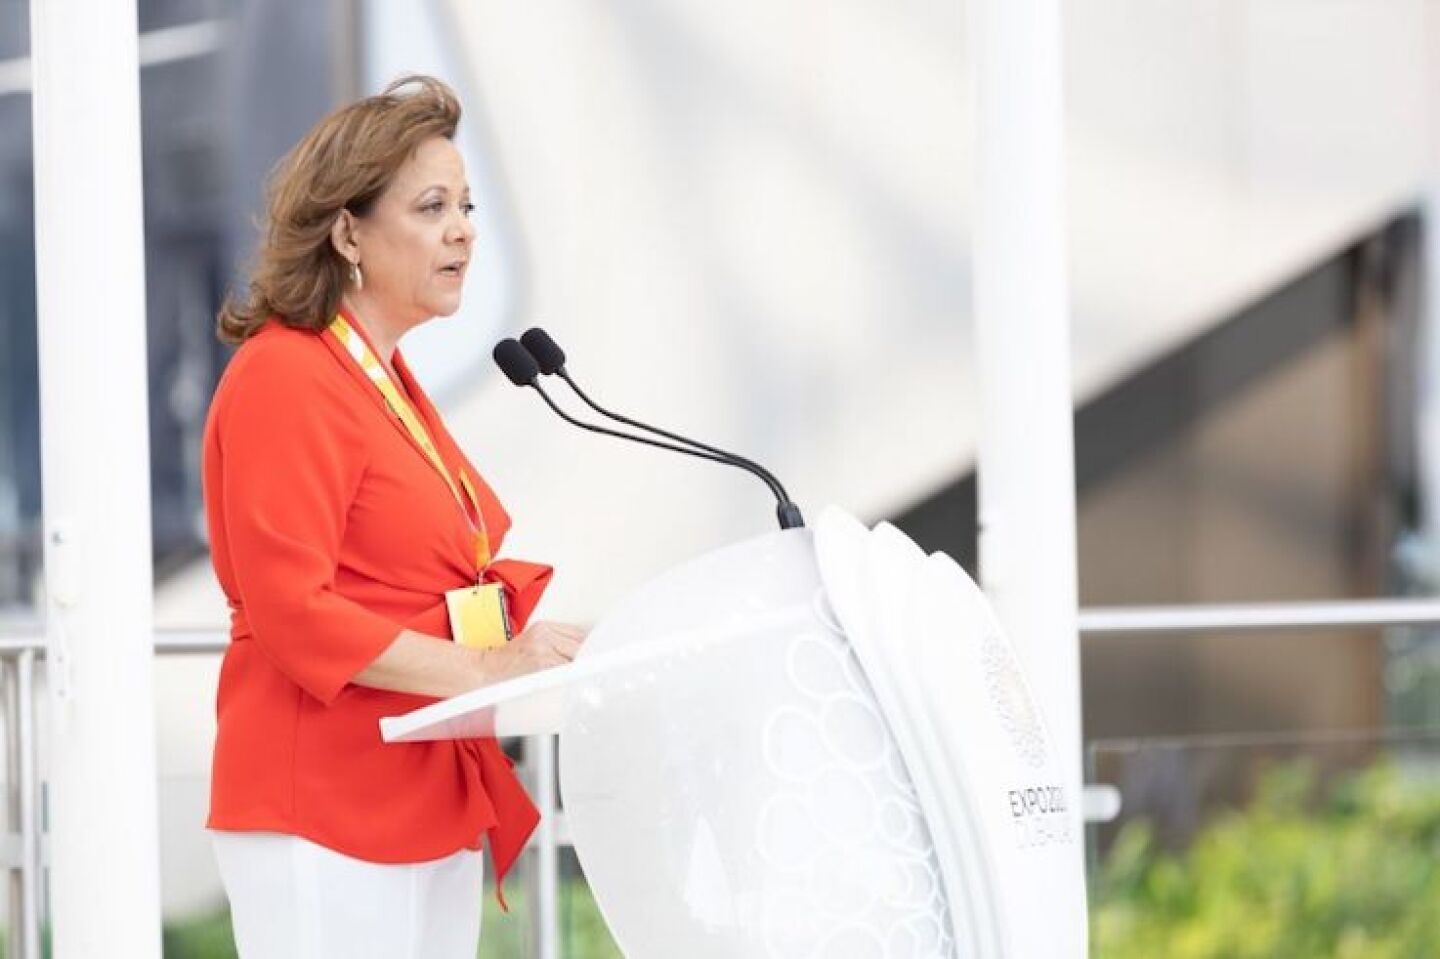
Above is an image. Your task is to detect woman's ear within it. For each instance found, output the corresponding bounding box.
[330,208,360,265]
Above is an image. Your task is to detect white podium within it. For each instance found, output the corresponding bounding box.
[381,507,1088,957]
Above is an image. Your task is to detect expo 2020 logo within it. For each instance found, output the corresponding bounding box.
[980,629,1048,770]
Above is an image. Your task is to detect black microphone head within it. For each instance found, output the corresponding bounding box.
[520,327,567,375]
[492,338,541,386]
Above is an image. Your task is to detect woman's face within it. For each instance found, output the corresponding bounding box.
[344,136,476,328]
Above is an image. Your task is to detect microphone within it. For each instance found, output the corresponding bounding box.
[492,337,805,530]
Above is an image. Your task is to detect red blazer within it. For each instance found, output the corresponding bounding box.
[202,311,550,888]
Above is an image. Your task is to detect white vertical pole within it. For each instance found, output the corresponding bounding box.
[1420,191,1440,549]
[29,1,164,956]
[968,0,1088,916]
[529,734,560,959]
[1420,2,1440,556]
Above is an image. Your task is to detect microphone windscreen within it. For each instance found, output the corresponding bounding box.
[521,327,567,375]
[492,338,541,386]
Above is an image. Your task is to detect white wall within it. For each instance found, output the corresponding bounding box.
[423,0,1432,623]
[163,0,1435,621]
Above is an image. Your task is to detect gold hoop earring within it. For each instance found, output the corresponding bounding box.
[351,261,364,292]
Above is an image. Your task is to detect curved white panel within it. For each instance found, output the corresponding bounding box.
[560,528,956,958]
[812,507,1087,957]
[811,509,973,956]
[914,552,1088,956]
[868,521,1003,956]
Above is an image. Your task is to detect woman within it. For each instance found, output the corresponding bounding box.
[202,75,583,957]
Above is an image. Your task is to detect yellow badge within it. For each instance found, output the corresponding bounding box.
[446,582,513,650]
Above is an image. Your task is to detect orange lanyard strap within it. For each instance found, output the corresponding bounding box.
[329,315,492,570]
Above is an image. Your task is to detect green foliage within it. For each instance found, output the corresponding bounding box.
[162,910,235,958]
[1093,761,1440,959]
[559,875,623,959]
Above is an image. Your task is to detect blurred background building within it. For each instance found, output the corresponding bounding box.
[4,0,1440,953]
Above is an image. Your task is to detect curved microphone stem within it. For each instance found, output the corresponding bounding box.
[528,383,804,528]
[555,372,805,529]
[556,372,796,504]
[530,382,760,473]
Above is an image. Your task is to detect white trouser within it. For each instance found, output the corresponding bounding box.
[211,831,484,959]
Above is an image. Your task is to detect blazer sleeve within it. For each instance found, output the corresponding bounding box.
[215,342,402,705]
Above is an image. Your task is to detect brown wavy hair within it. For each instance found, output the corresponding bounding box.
[217,75,463,344]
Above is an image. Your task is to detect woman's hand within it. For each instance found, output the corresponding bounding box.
[478,621,587,685]
[351,623,587,699]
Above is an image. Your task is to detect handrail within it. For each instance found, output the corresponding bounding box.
[7,596,1440,652]
[0,629,233,655]
[1078,597,1440,634]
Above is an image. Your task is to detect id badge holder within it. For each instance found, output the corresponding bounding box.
[446,581,513,649]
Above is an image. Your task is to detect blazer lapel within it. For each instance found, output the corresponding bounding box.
[316,323,442,477]
[392,352,513,554]
[317,327,486,579]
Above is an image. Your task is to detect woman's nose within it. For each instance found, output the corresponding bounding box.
[451,210,476,245]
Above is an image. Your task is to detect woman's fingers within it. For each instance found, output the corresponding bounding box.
[549,631,583,661]
[501,621,588,676]
[528,622,587,652]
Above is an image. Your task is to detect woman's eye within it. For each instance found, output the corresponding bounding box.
[421,201,474,216]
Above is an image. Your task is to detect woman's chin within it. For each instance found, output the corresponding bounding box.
[428,296,464,318]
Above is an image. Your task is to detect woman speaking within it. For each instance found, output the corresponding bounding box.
[201,75,583,957]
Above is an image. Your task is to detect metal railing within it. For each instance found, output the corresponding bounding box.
[0,595,1435,957]
[2,648,38,959]
[1078,598,1440,634]
[0,624,562,959]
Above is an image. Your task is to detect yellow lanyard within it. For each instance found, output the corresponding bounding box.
[328,314,492,572]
